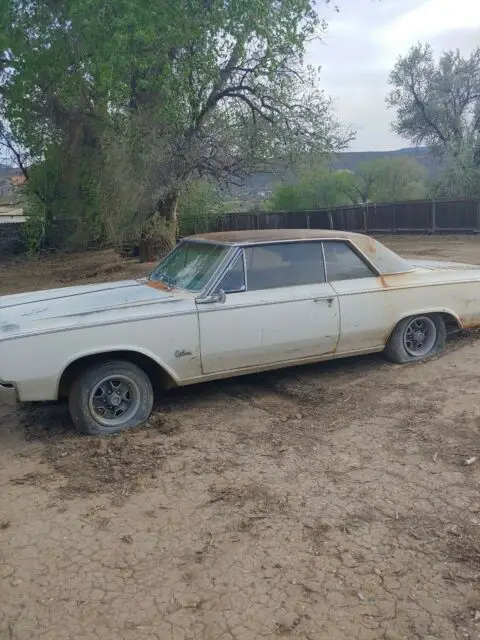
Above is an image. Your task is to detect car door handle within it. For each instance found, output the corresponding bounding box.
[314,297,334,306]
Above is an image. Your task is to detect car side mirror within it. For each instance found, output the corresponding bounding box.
[196,289,226,305]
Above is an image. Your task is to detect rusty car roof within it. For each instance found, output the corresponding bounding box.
[186,229,364,244]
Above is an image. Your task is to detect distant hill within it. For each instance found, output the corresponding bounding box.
[331,147,438,174]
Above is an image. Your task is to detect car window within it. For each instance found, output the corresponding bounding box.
[322,241,374,281]
[244,242,325,291]
[217,253,246,293]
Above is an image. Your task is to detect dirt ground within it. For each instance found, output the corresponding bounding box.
[2,235,480,640]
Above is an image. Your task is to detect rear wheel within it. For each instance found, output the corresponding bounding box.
[69,360,154,435]
[384,314,446,364]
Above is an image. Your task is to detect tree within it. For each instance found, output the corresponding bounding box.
[387,44,480,197]
[0,0,353,252]
[350,157,427,204]
[268,162,357,210]
[431,142,480,199]
[268,156,427,211]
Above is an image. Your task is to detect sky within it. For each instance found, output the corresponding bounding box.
[308,0,480,152]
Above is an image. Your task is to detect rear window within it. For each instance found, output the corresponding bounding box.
[323,241,374,281]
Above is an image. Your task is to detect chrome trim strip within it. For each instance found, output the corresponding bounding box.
[195,294,337,313]
[0,308,199,342]
[0,281,145,310]
[320,241,328,282]
[200,246,243,298]
[200,244,237,295]
[177,345,386,385]
[330,278,477,295]
[242,249,248,292]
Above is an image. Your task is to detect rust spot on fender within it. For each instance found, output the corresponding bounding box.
[459,319,480,330]
[377,271,421,289]
[145,280,172,292]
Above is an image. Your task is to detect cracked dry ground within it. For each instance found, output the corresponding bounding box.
[2,237,480,640]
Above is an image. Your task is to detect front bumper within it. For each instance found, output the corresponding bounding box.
[0,381,18,406]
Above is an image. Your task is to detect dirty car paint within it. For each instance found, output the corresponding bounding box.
[2,230,480,407]
[0,280,183,340]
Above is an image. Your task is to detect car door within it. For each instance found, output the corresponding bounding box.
[197,241,340,374]
[323,240,392,353]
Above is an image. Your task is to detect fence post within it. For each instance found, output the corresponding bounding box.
[363,205,368,234]
[306,212,310,229]
[328,210,334,229]
[431,200,436,234]
[476,200,480,234]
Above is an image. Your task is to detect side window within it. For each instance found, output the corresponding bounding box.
[323,241,374,281]
[218,253,246,293]
[245,242,325,291]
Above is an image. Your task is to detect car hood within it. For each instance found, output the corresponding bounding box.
[0,279,190,340]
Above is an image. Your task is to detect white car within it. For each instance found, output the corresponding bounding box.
[1,229,480,435]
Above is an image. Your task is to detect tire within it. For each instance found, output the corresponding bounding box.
[384,313,446,364]
[69,360,154,435]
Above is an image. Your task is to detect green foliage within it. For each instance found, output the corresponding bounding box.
[177,180,223,218]
[430,143,480,200]
[22,203,46,255]
[269,163,356,210]
[388,44,480,198]
[352,157,427,203]
[177,179,225,236]
[1,0,353,250]
[23,147,104,250]
[268,156,427,211]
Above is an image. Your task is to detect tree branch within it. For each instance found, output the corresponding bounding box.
[409,78,448,144]
[0,128,30,180]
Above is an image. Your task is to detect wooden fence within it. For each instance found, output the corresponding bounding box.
[179,198,480,237]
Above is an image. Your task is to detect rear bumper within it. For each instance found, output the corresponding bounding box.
[0,381,18,406]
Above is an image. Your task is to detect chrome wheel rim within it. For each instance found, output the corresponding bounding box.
[403,316,437,357]
[88,375,141,427]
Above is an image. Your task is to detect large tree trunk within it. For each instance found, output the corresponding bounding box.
[138,238,157,262]
[138,191,179,263]
[158,192,179,226]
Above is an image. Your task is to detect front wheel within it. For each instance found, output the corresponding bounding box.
[384,314,446,364]
[69,360,154,435]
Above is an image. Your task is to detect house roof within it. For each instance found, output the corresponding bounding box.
[0,206,24,217]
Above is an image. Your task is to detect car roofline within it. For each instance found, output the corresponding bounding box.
[183,236,364,247]
[183,229,365,245]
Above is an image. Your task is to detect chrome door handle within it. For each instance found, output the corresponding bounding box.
[314,297,334,306]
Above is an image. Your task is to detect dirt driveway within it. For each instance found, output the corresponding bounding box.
[1,236,480,640]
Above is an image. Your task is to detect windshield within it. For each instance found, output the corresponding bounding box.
[149,241,229,292]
